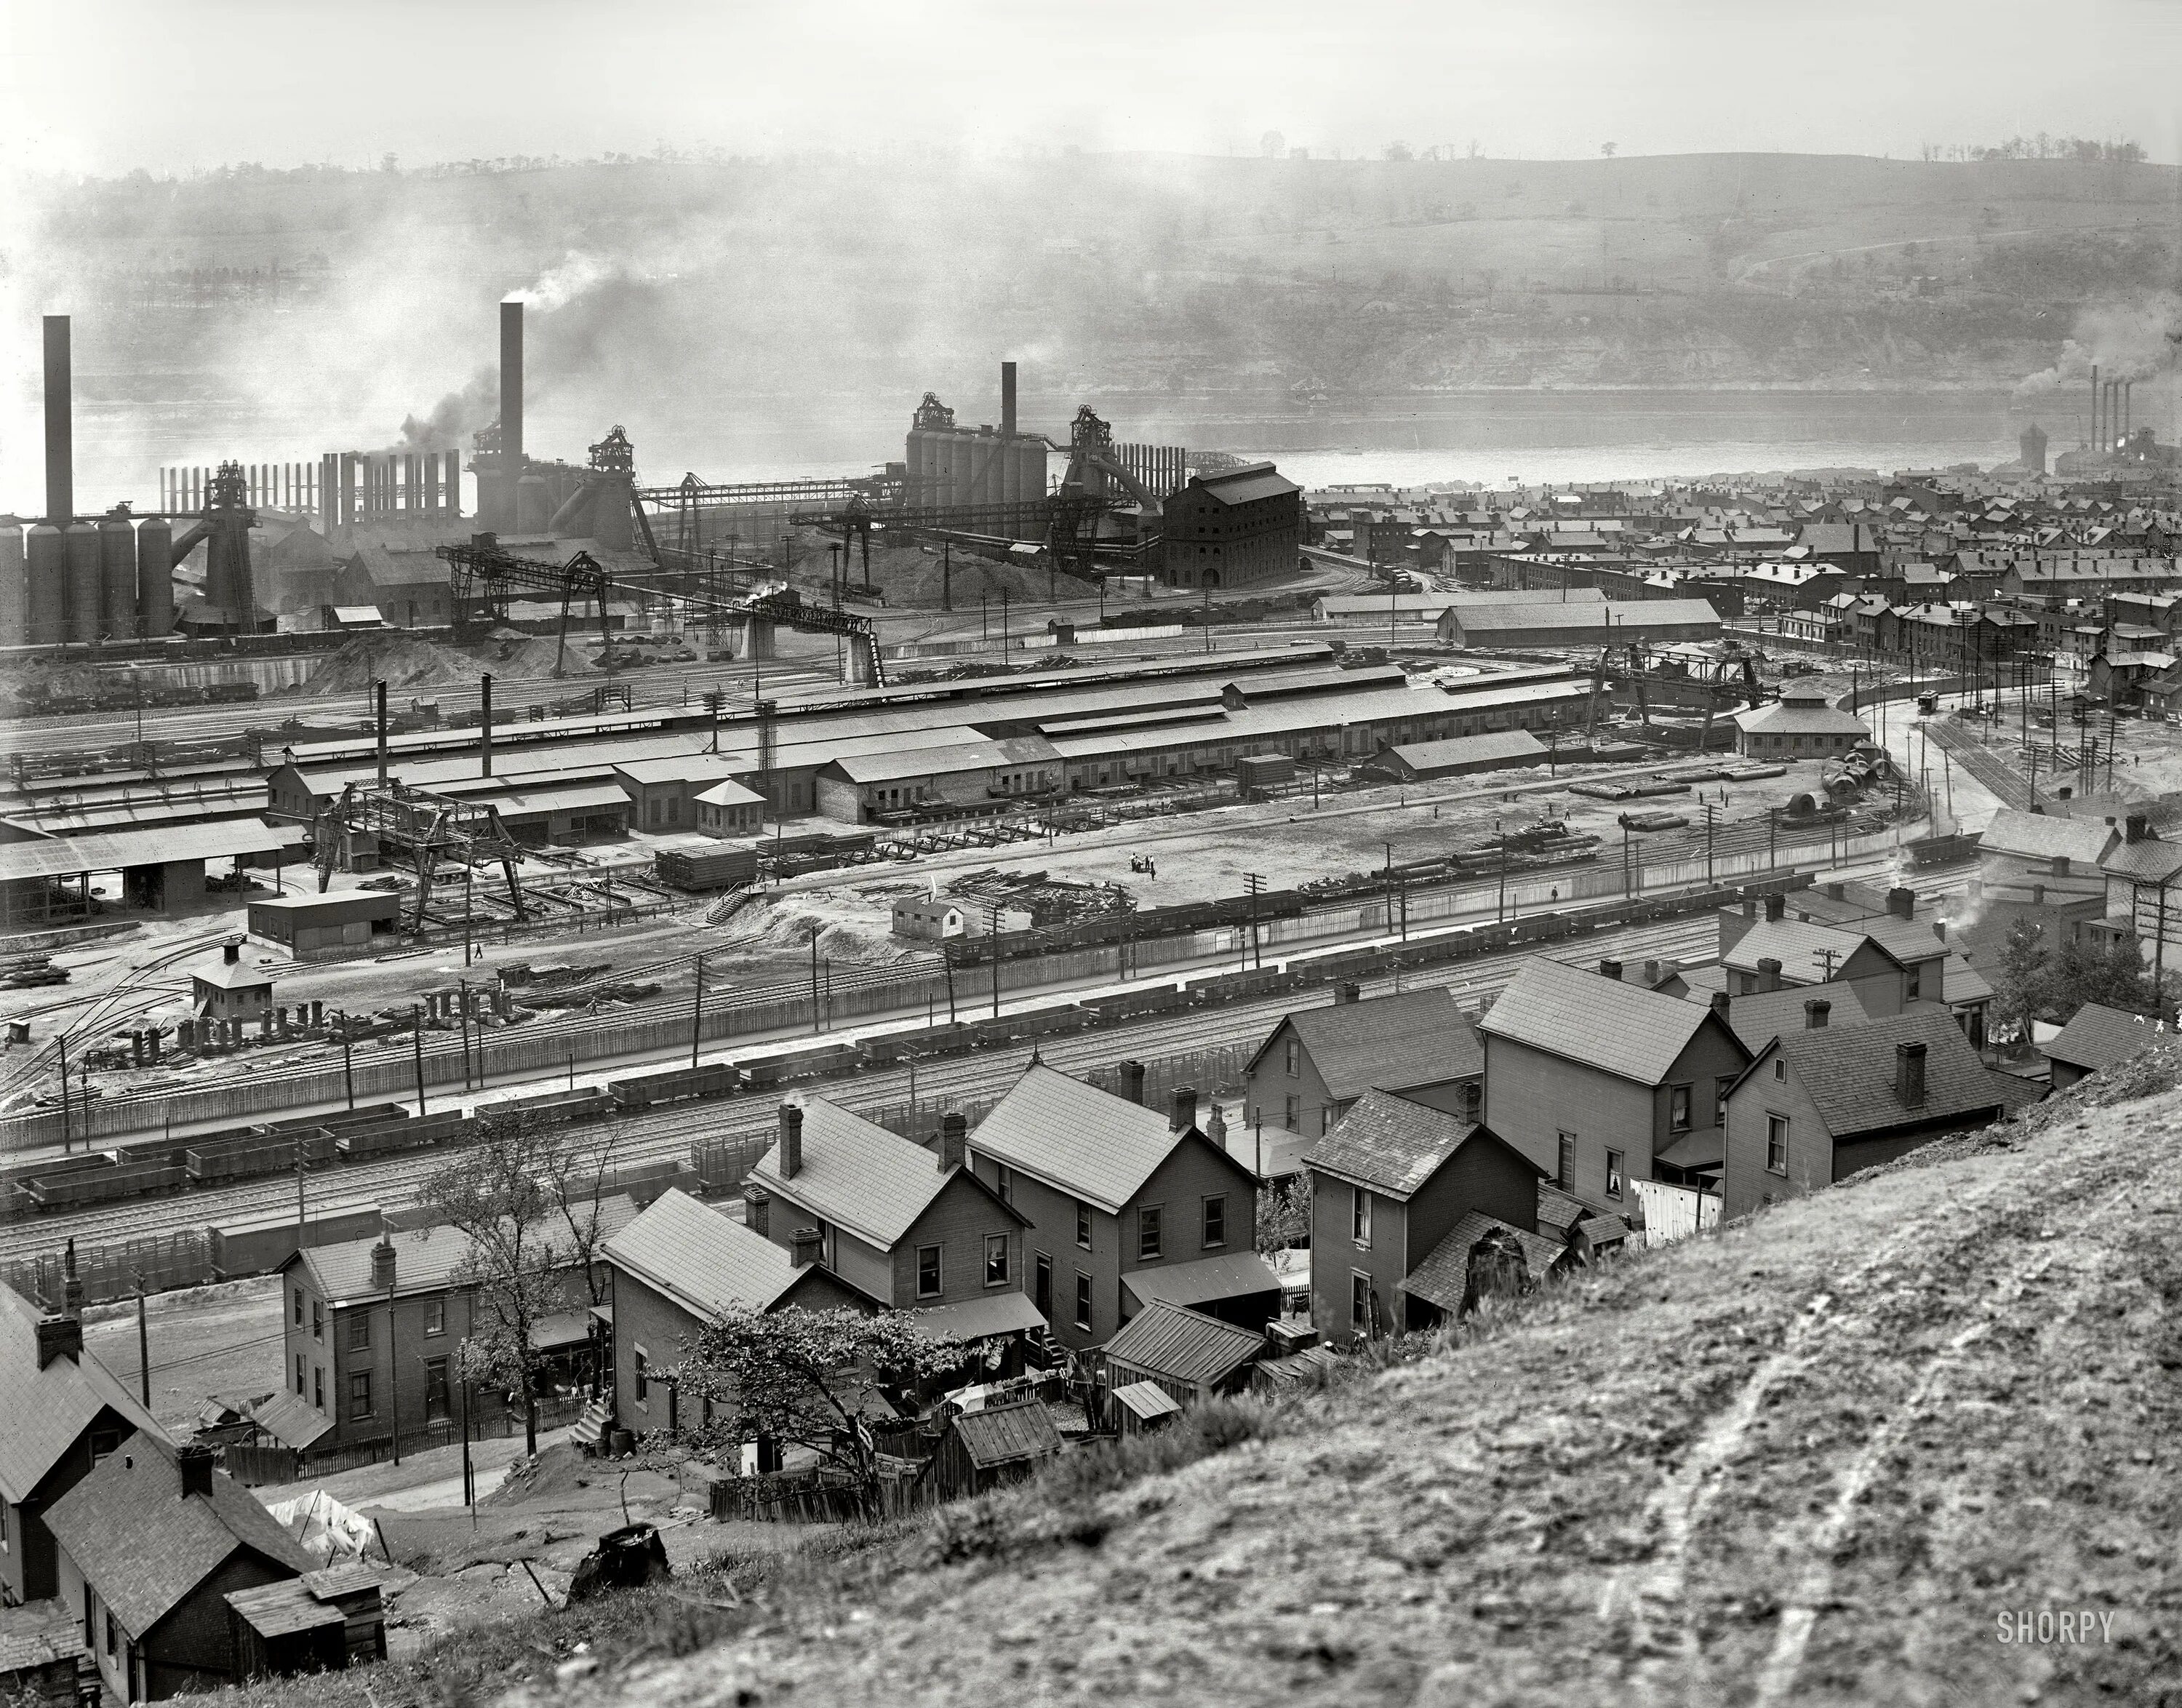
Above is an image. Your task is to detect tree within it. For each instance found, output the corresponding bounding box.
[676,1309,961,1513]
[417,1107,623,1456]
[1255,1175,1312,1256]
[1601,142,1618,159]
[1992,917,2050,1045]
[2048,933,2160,1020]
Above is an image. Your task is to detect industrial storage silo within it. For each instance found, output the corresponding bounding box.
[25,524,65,644]
[136,516,175,638]
[0,524,24,647]
[516,474,551,534]
[64,521,100,642]
[99,511,137,639]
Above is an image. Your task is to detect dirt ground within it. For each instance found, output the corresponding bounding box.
[81,1275,285,1437]
[508,1051,2182,1708]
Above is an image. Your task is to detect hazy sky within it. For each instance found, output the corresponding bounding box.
[4,0,2179,174]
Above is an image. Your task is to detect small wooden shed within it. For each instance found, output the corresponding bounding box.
[917,1400,1065,1503]
[225,1563,386,1683]
[1110,1381,1183,1436]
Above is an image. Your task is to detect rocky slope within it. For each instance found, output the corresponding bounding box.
[503,1052,2181,1708]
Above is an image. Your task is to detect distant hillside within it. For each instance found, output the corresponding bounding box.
[11,152,2176,474]
[535,1050,2177,1708]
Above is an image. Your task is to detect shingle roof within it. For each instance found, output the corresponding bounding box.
[1978,808,2120,866]
[0,1601,85,1674]
[1724,919,1899,984]
[1300,1090,1527,1200]
[1403,1212,1566,1315]
[1757,1009,2023,1138]
[44,1434,316,1640]
[970,1063,1196,1216]
[1711,981,1871,1053]
[2045,1002,2168,1074]
[754,1098,988,1251]
[604,1189,866,1320]
[1481,957,1741,1086]
[0,1286,167,1504]
[949,1401,1065,1469]
[1270,986,1483,1101]
[2100,838,2182,884]
[292,1196,639,1305]
[1101,1298,1266,1388]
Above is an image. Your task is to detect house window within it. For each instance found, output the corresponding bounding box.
[295,1353,305,1396]
[1670,1085,1692,1132]
[292,1288,303,1327]
[89,1428,120,1464]
[1605,1149,1625,1200]
[1767,1115,1790,1175]
[984,1234,1010,1288]
[1351,1272,1372,1335]
[1034,1253,1052,1316]
[348,1372,372,1419]
[1714,1076,1736,1123]
[1202,1195,1227,1249]
[1351,1186,1372,1248]
[1906,965,1922,1000]
[349,1312,370,1352]
[1074,1271,1093,1332]
[423,1357,450,1423]
[1774,1058,1786,1081]
[634,1349,650,1405]
[1075,1202,1092,1250]
[996,1164,1013,1205]
[311,1301,323,1341]
[1556,1132,1576,1191]
[313,1365,324,1411]
[424,1298,445,1336]
[1283,1093,1300,1130]
[1319,1104,1335,1135]
[917,1245,943,1298]
[105,1612,116,1657]
[1284,1037,1300,1076]
[1138,1205,1163,1261]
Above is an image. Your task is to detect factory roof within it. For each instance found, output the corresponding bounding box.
[826,735,1062,786]
[1369,728,1550,777]
[0,820,288,883]
[1446,597,1724,640]
[1186,463,1301,506]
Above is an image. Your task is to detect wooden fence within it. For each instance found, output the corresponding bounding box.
[221,1391,588,1486]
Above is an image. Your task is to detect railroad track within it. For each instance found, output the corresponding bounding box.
[0,903,1833,1263]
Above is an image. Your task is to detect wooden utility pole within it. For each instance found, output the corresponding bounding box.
[691,954,705,1068]
[136,1280,151,1408]
[411,1007,427,1115]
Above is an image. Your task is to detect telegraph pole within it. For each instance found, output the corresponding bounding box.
[411,1006,427,1115]
[1703,800,1717,886]
[691,953,706,1068]
[988,902,1004,1018]
[336,1012,355,1111]
[1242,873,1265,970]
[135,1279,151,1408]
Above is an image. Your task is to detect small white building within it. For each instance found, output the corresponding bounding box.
[694,779,767,839]
[1730,682,1869,759]
[891,890,1035,941]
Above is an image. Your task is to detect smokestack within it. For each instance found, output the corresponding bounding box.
[43,316,71,524]
[1896,1040,1927,1107]
[778,1101,803,1178]
[500,300,524,475]
[375,679,389,782]
[480,674,494,778]
[939,1110,967,1172]
[1001,362,1018,438]
[2092,363,2101,450]
[2125,380,2133,443]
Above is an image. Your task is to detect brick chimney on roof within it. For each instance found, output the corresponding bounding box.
[1888,886,1916,919]
[369,1233,396,1292]
[1599,958,1623,981]
[1896,1040,1927,1106]
[1709,991,1732,1021]
[177,1443,215,1499]
[61,1236,82,1319]
[778,1101,803,1178]
[1757,957,1783,993]
[1805,999,1831,1029]
[791,1226,822,1269]
[1119,1061,1146,1105]
[743,1186,770,1239]
[939,1111,967,1172]
[1171,1085,1198,1133]
[1765,892,1786,922]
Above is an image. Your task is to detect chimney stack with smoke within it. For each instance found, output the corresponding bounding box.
[44,316,71,525]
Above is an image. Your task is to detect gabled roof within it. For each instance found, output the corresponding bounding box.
[2045,1002,2167,1074]
[0,1286,167,1505]
[44,1434,316,1640]
[1189,463,1301,506]
[1301,1091,1539,1201]
[1120,1250,1283,1314]
[1260,986,1482,1101]
[1101,1298,1266,1388]
[2100,837,2182,884]
[1481,957,1743,1086]
[1710,981,1871,1053]
[1722,919,1901,984]
[1738,1009,2024,1140]
[288,1196,639,1305]
[970,1063,1207,1216]
[603,1189,875,1320]
[753,1098,1010,1253]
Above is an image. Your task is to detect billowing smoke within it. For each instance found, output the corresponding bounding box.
[396,366,496,449]
[504,251,618,313]
[2015,292,2182,396]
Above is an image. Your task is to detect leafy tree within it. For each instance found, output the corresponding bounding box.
[1255,1175,1312,1256]
[675,1309,961,1513]
[418,1107,623,1455]
[1992,917,2051,1042]
[2048,933,2160,1020]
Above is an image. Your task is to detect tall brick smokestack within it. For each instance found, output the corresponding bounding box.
[500,301,524,478]
[44,316,71,524]
[1001,361,1018,437]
